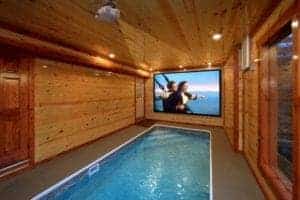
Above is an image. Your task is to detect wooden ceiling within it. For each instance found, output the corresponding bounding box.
[0,0,277,71]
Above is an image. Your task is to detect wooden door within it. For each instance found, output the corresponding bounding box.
[0,49,32,177]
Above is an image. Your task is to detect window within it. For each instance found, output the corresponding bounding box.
[259,22,295,199]
[272,32,293,180]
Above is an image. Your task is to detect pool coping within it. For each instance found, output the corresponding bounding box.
[31,124,213,200]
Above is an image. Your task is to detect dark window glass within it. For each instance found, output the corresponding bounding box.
[270,32,293,180]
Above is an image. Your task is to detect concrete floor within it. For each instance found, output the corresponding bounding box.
[0,122,264,200]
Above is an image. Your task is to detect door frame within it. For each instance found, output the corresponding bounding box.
[28,56,35,166]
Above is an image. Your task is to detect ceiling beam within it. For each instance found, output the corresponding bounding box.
[0,27,150,78]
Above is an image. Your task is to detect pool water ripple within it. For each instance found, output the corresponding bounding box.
[34,126,211,200]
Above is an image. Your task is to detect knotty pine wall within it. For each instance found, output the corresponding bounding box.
[236,0,294,199]
[223,56,235,147]
[144,75,224,127]
[135,78,145,121]
[33,58,136,162]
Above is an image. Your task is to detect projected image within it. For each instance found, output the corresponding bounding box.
[154,70,221,116]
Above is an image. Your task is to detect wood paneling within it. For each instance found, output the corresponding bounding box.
[0,0,277,71]
[0,48,33,177]
[33,58,135,162]
[144,73,223,127]
[135,78,145,121]
[238,70,244,150]
[223,51,239,150]
[234,0,296,199]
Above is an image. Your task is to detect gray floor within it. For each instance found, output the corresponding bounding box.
[0,122,264,200]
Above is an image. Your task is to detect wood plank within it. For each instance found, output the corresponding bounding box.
[34,58,136,162]
[0,0,277,70]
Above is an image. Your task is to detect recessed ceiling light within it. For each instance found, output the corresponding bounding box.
[254,58,261,63]
[108,53,115,59]
[291,20,299,29]
[208,62,212,66]
[179,65,183,69]
[212,33,222,41]
[42,65,48,69]
[293,54,299,60]
[140,63,149,69]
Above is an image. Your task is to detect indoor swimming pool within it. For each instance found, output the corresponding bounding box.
[32,125,211,200]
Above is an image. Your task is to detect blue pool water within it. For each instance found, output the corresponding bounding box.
[34,126,211,200]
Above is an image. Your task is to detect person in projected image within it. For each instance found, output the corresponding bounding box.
[168,81,199,113]
[160,81,177,112]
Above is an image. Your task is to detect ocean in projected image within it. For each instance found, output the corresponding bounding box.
[154,70,221,116]
[154,91,220,115]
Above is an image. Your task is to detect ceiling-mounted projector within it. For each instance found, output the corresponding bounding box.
[95,0,120,23]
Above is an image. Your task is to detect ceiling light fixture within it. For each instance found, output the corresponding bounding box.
[254,58,261,63]
[179,65,183,69]
[291,20,299,29]
[293,54,299,60]
[212,33,222,41]
[109,53,116,59]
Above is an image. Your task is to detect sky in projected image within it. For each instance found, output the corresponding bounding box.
[154,70,221,116]
[154,71,220,92]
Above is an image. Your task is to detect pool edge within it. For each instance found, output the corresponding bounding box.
[31,124,213,200]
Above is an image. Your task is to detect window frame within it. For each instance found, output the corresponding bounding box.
[257,6,300,200]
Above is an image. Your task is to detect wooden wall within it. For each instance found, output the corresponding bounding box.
[223,50,241,151]
[223,55,236,147]
[33,58,136,162]
[135,78,145,121]
[236,0,294,199]
[238,70,244,150]
[144,75,224,127]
